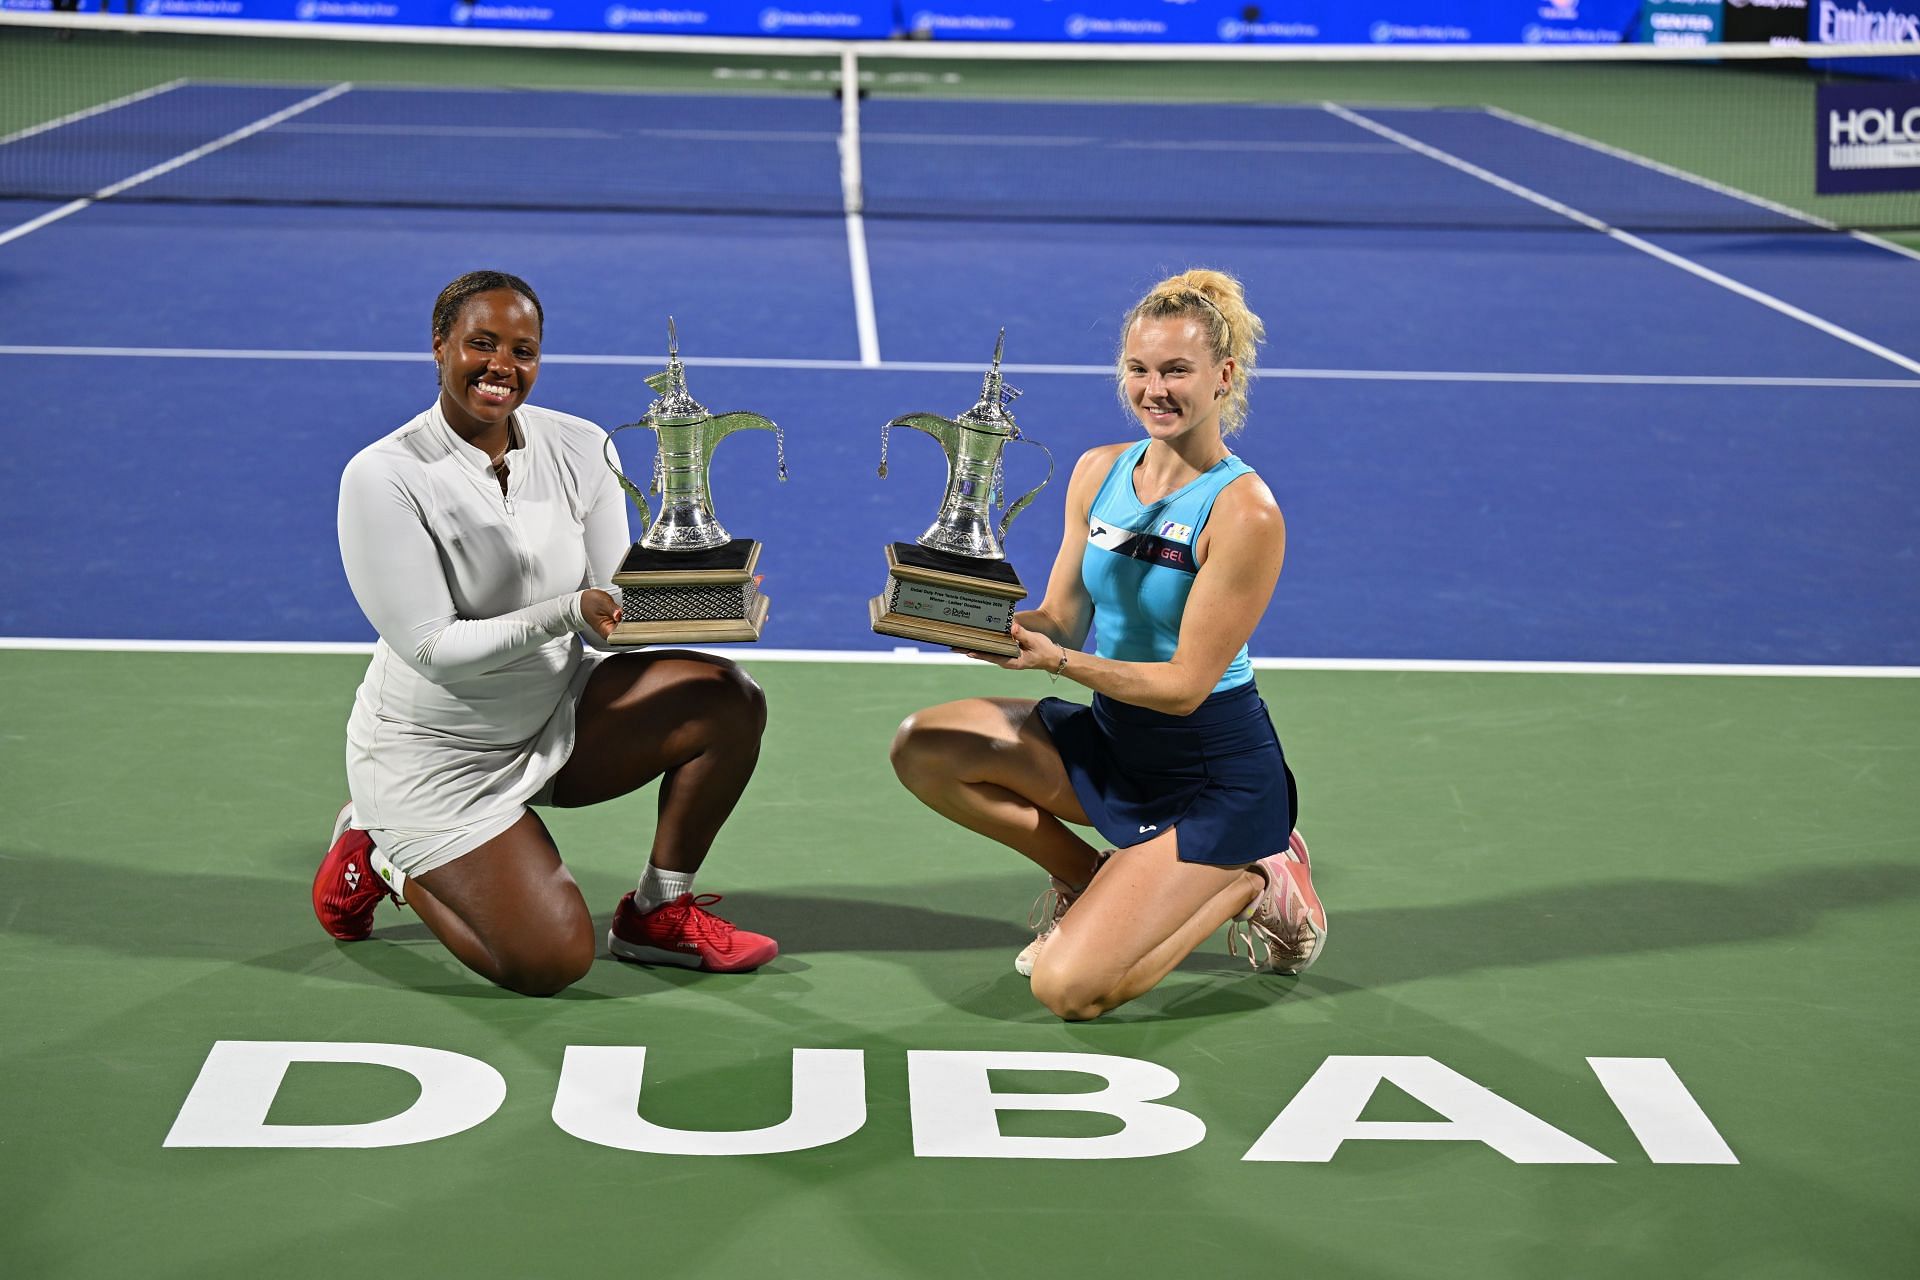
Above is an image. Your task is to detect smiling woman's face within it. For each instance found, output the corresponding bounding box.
[1121,315,1232,443]
[432,288,542,439]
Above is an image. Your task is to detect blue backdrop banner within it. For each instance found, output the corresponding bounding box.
[0,0,1640,41]
[897,1,1640,45]
[0,0,893,36]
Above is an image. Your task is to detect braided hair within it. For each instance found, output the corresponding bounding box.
[431,270,544,342]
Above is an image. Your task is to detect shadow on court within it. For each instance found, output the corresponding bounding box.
[3,845,1917,1000]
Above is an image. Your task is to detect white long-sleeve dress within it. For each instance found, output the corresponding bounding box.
[337,400,632,875]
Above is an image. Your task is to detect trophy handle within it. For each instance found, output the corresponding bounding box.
[604,420,658,529]
[997,436,1055,543]
[703,411,788,486]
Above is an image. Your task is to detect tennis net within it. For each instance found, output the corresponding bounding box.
[4,12,1918,235]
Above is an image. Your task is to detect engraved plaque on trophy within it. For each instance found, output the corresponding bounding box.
[870,331,1052,657]
[603,320,785,645]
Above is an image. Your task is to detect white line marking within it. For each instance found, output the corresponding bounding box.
[1488,106,1920,266]
[1324,102,1920,379]
[0,78,189,148]
[93,81,354,200]
[278,122,840,143]
[845,213,882,367]
[1850,229,1920,265]
[0,201,93,250]
[1612,229,1920,376]
[0,82,354,249]
[1482,105,1839,232]
[2,345,1915,388]
[839,49,880,368]
[0,636,1913,677]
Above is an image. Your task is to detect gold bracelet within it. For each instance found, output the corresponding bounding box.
[1049,650,1069,682]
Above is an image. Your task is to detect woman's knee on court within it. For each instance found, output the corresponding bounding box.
[489,921,596,997]
[889,703,988,795]
[1028,954,1125,1022]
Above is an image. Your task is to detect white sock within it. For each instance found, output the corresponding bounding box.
[637,864,695,912]
[368,845,406,899]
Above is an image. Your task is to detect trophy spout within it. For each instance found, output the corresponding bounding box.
[881,413,957,462]
[703,410,779,447]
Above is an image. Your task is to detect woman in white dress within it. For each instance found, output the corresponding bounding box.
[313,270,777,994]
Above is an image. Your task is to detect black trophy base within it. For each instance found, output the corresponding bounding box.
[870,541,1026,657]
[608,539,768,646]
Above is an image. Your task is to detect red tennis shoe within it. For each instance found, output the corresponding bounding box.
[608,891,778,973]
[313,804,400,941]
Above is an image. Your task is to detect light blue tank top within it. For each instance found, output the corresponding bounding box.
[1081,439,1255,694]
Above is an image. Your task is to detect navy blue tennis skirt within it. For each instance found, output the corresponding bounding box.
[1034,679,1297,867]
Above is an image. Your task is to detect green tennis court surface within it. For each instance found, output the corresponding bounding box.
[3,651,1915,1277]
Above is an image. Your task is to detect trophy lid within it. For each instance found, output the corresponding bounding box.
[953,329,1022,437]
[643,318,710,426]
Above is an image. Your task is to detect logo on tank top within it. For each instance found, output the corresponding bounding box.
[1090,518,1198,574]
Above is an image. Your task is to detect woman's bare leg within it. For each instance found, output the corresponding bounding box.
[403,810,595,996]
[1028,832,1262,1021]
[889,697,1103,889]
[548,650,768,873]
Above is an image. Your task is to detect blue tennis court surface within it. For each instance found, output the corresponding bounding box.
[2,79,1916,666]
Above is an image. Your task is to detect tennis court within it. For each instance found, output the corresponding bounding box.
[3,15,1918,1278]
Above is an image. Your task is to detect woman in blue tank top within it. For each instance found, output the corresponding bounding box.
[890,269,1327,1021]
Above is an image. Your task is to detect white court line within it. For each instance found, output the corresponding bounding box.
[1485,105,1920,266]
[1483,105,1843,232]
[839,48,881,367]
[1850,229,1920,265]
[0,82,353,250]
[1324,103,1920,379]
[0,201,92,250]
[0,78,189,148]
[4,345,1917,388]
[0,636,1913,677]
[844,214,882,367]
[279,122,842,143]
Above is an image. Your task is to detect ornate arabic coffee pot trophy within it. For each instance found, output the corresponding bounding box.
[602,319,786,645]
[869,330,1052,657]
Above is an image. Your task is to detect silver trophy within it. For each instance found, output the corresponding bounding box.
[870,331,1053,656]
[603,319,786,645]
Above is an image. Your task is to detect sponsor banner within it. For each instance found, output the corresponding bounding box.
[1816,80,1920,191]
[47,0,887,33]
[1814,0,1920,38]
[901,2,1637,44]
[2,0,1637,41]
[1809,1,1920,81]
[1722,0,1810,43]
[460,0,886,32]
[1639,0,1723,44]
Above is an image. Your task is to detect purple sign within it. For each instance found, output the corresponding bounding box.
[1816,81,1920,194]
